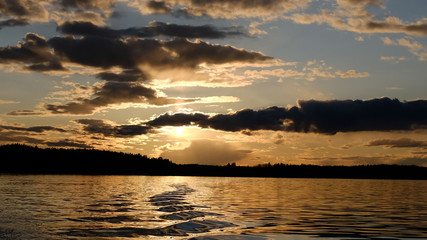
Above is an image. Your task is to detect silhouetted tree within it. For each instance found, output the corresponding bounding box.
[0,144,426,179]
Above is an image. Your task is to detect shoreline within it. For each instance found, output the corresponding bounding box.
[1,144,427,180]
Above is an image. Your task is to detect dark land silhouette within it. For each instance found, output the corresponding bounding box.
[1,144,426,179]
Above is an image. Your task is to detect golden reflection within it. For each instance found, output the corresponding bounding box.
[1,176,426,239]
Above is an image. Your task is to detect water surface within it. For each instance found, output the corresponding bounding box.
[0,175,426,239]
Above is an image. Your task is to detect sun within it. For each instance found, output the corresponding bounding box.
[175,127,184,136]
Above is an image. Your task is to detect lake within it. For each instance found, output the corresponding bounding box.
[0,175,426,240]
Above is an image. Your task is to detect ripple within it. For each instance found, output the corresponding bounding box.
[64,219,235,237]
[72,215,141,223]
[62,183,235,238]
[160,210,221,220]
[189,235,268,240]
[157,205,195,212]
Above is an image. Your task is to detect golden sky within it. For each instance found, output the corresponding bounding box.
[0,0,427,166]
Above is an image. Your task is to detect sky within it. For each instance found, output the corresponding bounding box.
[1,0,427,166]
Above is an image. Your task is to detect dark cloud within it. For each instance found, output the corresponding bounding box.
[25,61,67,71]
[43,81,195,115]
[22,97,424,134]
[0,33,66,71]
[48,35,132,69]
[0,125,90,148]
[44,139,93,148]
[1,31,271,74]
[6,109,43,116]
[147,106,289,132]
[30,97,427,140]
[4,32,273,116]
[147,112,209,127]
[0,0,47,20]
[137,21,246,38]
[75,119,151,138]
[201,107,289,132]
[0,18,29,29]
[0,33,49,62]
[140,0,309,19]
[44,81,196,114]
[340,0,383,7]
[0,132,45,144]
[0,131,92,148]
[0,125,66,133]
[58,0,116,10]
[404,24,427,36]
[160,139,251,165]
[163,37,272,66]
[292,98,427,133]
[394,157,427,167]
[364,21,427,36]
[301,155,427,167]
[146,0,173,14]
[48,36,272,69]
[273,133,285,144]
[96,69,149,82]
[146,97,427,134]
[58,21,245,39]
[366,138,427,149]
[58,21,123,38]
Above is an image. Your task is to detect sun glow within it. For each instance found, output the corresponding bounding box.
[175,127,184,136]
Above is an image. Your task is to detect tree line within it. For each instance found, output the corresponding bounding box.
[1,144,426,179]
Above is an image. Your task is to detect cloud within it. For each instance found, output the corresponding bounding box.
[394,157,427,167]
[0,99,19,104]
[386,87,405,91]
[146,107,290,132]
[335,70,370,78]
[301,155,427,167]
[15,97,425,141]
[43,81,196,114]
[9,80,239,116]
[244,60,369,82]
[0,132,46,145]
[363,18,427,36]
[7,110,44,116]
[160,139,251,165]
[1,32,275,88]
[0,123,91,148]
[1,0,424,39]
[51,9,111,26]
[46,35,273,72]
[58,21,246,39]
[366,138,427,149]
[96,69,149,82]
[0,130,92,148]
[75,119,152,138]
[0,0,48,21]
[381,56,406,64]
[337,0,383,8]
[147,113,209,127]
[146,97,427,134]
[381,37,427,61]
[130,0,311,20]
[286,2,427,37]
[0,18,29,29]
[58,0,117,10]
[44,139,93,148]
[0,0,122,26]
[0,33,66,71]
[145,0,172,14]
[0,125,66,133]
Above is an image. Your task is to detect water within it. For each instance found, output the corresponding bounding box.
[0,175,426,240]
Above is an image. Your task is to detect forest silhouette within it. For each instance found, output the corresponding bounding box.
[1,144,426,179]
